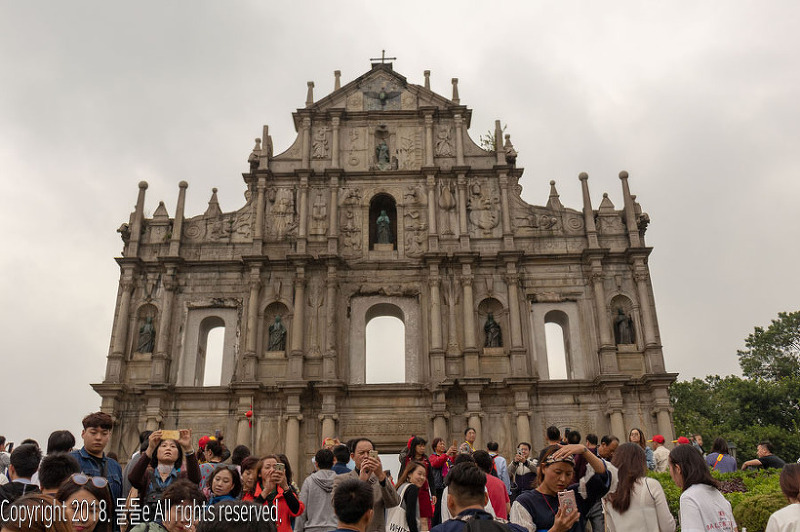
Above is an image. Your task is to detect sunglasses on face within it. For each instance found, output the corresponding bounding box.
[71,473,109,488]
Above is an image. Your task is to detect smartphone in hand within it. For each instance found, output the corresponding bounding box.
[558,490,577,515]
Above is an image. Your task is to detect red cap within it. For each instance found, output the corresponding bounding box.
[673,436,691,444]
[198,435,211,449]
[650,435,665,444]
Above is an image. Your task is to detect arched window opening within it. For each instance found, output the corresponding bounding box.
[365,303,405,383]
[545,322,568,379]
[544,310,571,380]
[197,316,225,387]
[369,194,398,250]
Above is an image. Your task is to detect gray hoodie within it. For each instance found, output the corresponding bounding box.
[296,468,338,532]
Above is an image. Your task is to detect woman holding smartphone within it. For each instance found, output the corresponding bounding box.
[254,454,305,532]
[510,444,609,532]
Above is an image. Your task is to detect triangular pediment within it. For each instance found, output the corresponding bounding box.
[299,64,462,119]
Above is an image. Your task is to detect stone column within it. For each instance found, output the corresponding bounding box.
[168,181,187,256]
[289,267,306,379]
[320,390,338,441]
[301,117,311,168]
[151,268,177,383]
[426,174,438,251]
[619,171,642,248]
[433,415,448,442]
[297,175,309,253]
[465,385,483,448]
[323,263,338,380]
[328,174,339,254]
[461,263,478,376]
[128,181,148,257]
[579,173,599,249]
[456,173,469,248]
[429,269,443,351]
[590,262,618,373]
[236,396,254,449]
[634,265,657,347]
[498,173,513,249]
[609,411,625,440]
[243,265,261,381]
[107,275,134,383]
[253,177,266,254]
[331,116,341,168]
[454,114,464,166]
[285,414,301,473]
[424,113,434,167]
[505,264,527,374]
[605,384,626,438]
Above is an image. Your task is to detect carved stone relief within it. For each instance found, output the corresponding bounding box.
[345,127,366,169]
[404,185,427,207]
[395,128,422,170]
[404,209,427,257]
[312,127,329,159]
[401,91,417,110]
[339,187,362,255]
[438,180,457,236]
[467,178,501,237]
[346,91,364,111]
[269,188,296,238]
[362,75,403,111]
[435,126,454,157]
[310,191,328,236]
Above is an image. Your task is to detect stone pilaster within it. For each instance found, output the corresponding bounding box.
[456,173,469,248]
[301,117,311,168]
[587,256,618,373]
[253,177,266,254]
[323,263,338,380]
[107,271,135,383]
[242,264,262,381]
[327,173,339,254]
[297,174,309,253]
[289,266,306,379]
[331,115,341,168]
[424,113,434,167]
[426,173,439,251]
[454,114,464,166]
[498,172,514,249]
[150,265,178,383]
[460,262,478,376]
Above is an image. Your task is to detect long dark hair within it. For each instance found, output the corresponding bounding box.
[409,436,428,459]
[710,437,730,455]
[607,443,647,512]
[669,444,719,491]
[629,428,647,450]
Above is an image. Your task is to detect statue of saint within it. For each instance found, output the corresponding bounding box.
[137,316,156,353]
[614,308,635,344]
[484,313,502,348]
[376,210,392,244]
[376,140,390,166]
[268,315,287,351]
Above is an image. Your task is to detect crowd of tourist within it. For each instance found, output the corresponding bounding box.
[1,417,799,532]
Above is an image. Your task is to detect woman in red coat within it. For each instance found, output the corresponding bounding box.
[402,436,436,527]
[253,454,304,532]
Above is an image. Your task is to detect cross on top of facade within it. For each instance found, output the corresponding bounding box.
[370,49,396,64]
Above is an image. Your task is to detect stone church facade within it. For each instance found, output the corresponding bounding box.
[95,62,676,475]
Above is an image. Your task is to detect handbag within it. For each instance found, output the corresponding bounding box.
[386,483,412,532]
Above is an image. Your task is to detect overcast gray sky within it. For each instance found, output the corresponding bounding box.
[2,1,798,448]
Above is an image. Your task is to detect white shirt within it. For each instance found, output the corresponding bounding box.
[440,485,495,521]
[766,503,800,532]
[603,477,675,532]
[679,484,737,532]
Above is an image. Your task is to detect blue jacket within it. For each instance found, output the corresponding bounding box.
[70,447,124,531]
[431,508,527,532]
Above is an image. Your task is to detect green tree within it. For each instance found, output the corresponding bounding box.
[738,310,800,380]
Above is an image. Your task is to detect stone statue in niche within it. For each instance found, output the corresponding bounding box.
[311,193,327,235]
[137,316,156,353]
[438,180,457,235]
[435,127,454,157]
[376,140,391,170]
[376,210,392,244]
[312,127,329,159]
[268,315,287,351]
[484,313,502,348]
[614,308,635,345]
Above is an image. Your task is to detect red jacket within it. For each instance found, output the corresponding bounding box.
[254,484,305,532]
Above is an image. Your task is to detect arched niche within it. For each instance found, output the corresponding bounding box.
[368,193,398,250]
[349,296,421,384]
[133,303,158,355]
[478,297,506,349]
[610,295,637,346]
[263,301,292,353]
[177,308,238,386]
[544,310,570,379]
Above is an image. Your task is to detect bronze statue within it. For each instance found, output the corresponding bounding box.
[484,313,502,348]
[614,308,635,344]
[137,316,155,353]
[376,209,392,244]
[268,315,287,351]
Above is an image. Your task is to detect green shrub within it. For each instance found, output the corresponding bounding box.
[732,493,788,532]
